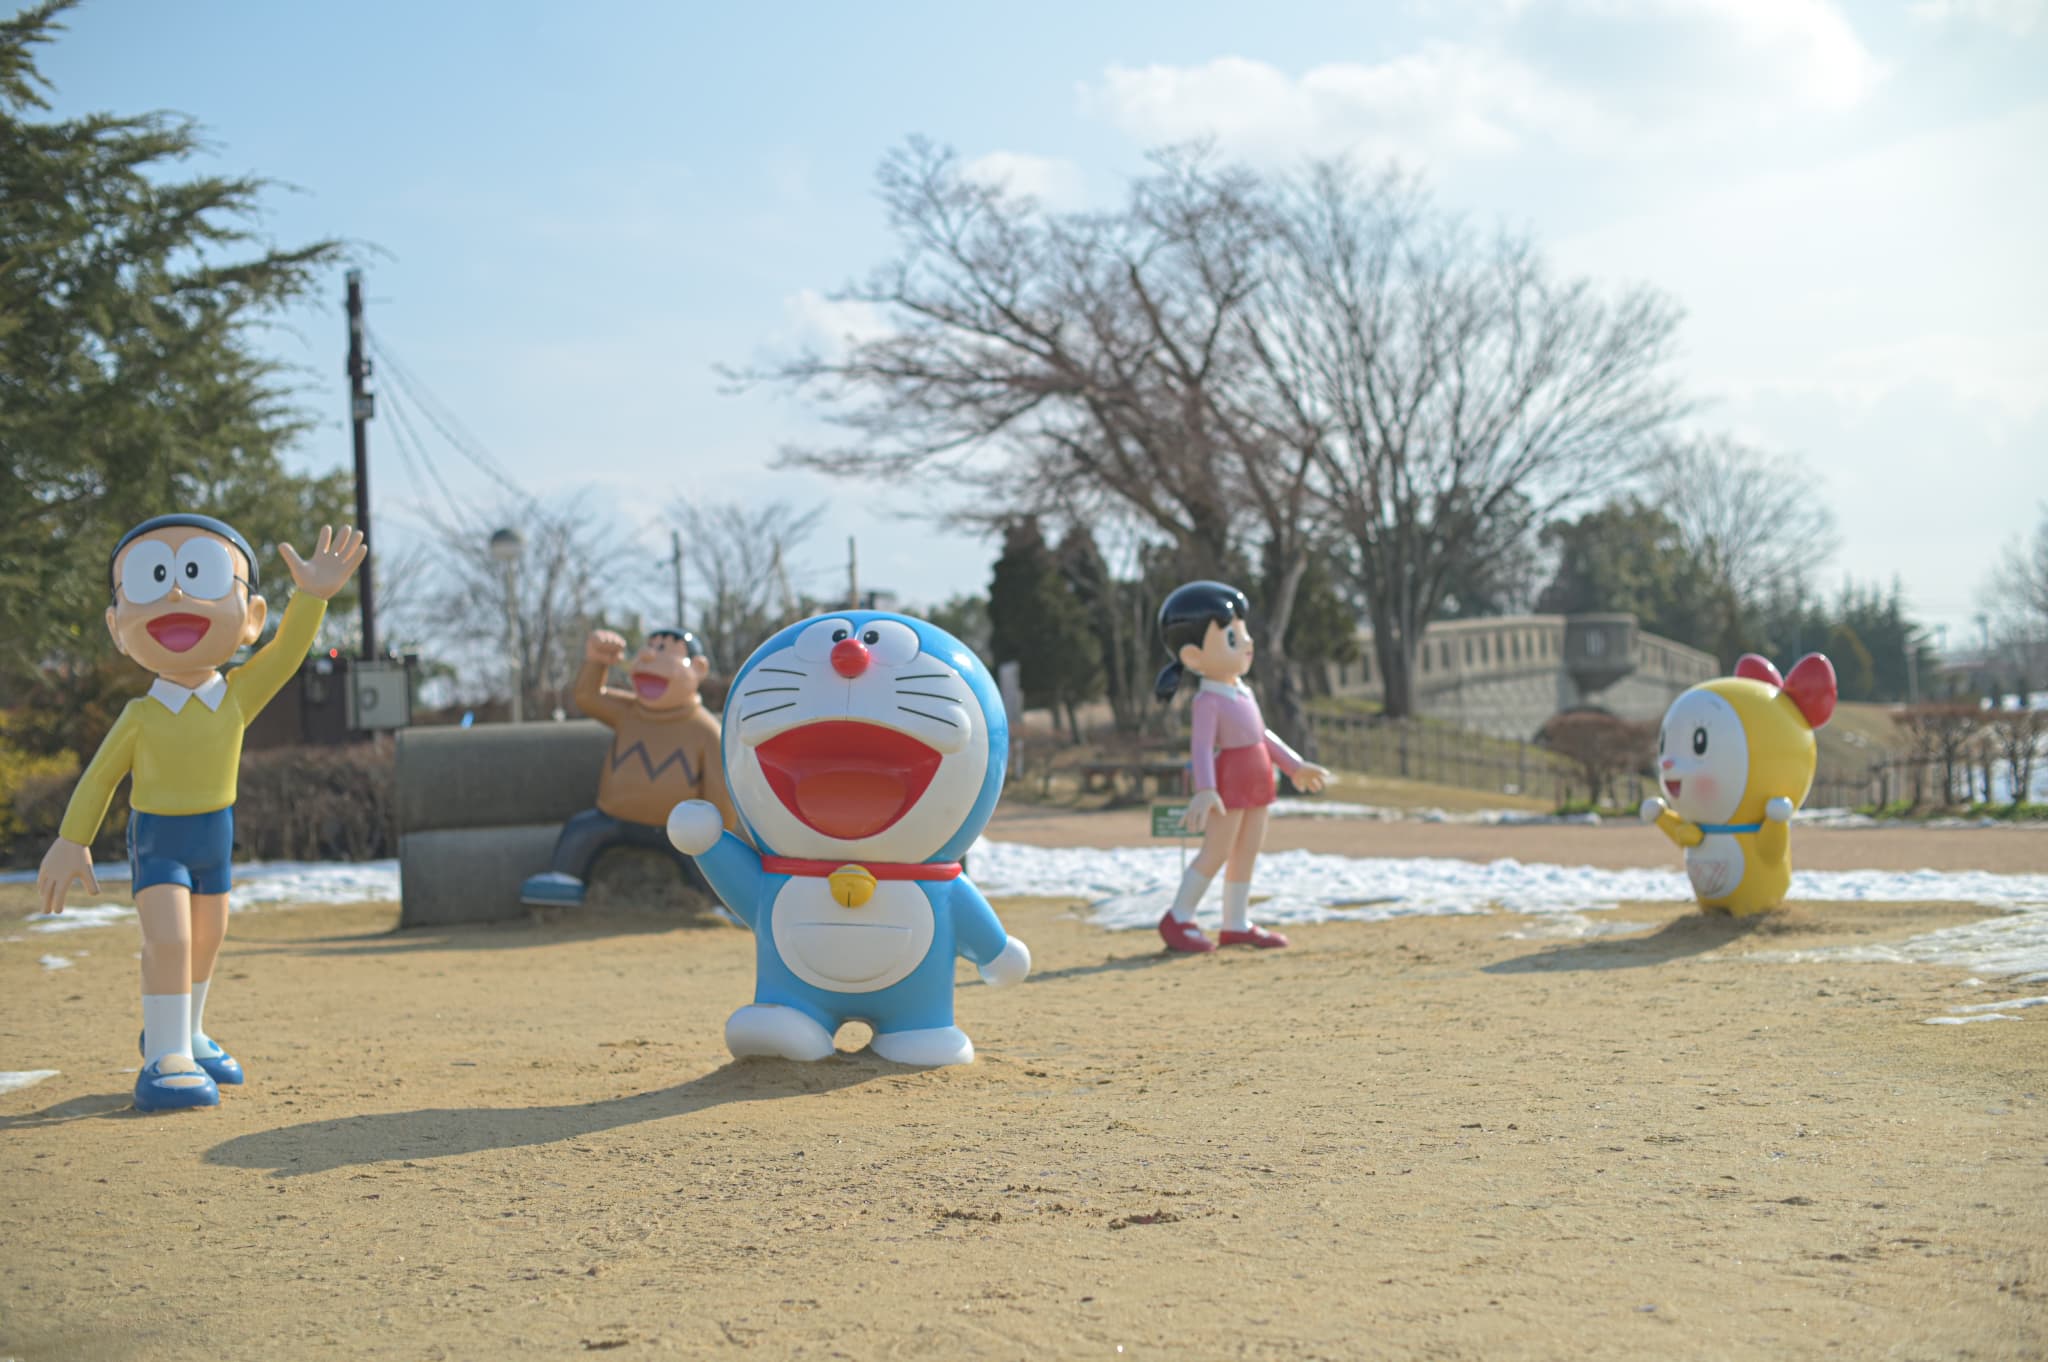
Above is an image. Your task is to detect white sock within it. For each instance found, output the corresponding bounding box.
[190,979,212,1046]
[142,994,193,1065]
[1170,865,1215,922]
[1222,882,1252,933]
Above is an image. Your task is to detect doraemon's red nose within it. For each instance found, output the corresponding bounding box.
[830,638,870,678]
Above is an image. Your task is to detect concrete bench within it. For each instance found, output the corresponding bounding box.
[395,721,615,927]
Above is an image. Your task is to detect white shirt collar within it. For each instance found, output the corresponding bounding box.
[1197,677,1252,697]
[148,674,228,714]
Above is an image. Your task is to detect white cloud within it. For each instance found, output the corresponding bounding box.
[1550,100,2048,421]
[1909,0,2046,35]
[1628,0,1885,110]
[1086,46,1609,168]
[783,288,893,357]
[961,152,1087,210]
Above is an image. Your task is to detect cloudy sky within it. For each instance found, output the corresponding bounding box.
[42,0,2048,652]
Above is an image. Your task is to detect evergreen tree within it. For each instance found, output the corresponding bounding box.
[987,518,1101,742]
[0,1,350,724]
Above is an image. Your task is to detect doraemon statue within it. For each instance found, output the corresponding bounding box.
[1640,652,1837,917]
[665,611,1029,1066]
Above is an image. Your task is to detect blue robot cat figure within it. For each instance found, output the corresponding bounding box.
[665,611,1029,1067]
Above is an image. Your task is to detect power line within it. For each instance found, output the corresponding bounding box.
[378,376,478,536]
[363,326,534,506]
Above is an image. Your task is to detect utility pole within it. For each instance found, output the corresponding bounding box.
[848,535,859,610]
[346,270,378,658]
[670,530,686,629]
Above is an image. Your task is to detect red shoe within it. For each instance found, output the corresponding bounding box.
[1218,924,1291,949]
[1158,911,1216,954]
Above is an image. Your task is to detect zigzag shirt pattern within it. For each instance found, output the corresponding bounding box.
[574,660,735,830]
[609,736,700,787]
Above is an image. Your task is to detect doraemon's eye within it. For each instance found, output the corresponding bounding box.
[1658,728,1666,753]
[1692,726,1708,756]
[862,619,919,666]
[793,618,856,663]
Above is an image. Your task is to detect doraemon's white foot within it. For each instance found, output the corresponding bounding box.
[725,1005,835,1062]
[869,1025,974,1067]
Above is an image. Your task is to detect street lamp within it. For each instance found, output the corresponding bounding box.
[489,527,525,723]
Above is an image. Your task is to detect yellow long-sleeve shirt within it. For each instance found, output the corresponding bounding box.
[58,593,327,843]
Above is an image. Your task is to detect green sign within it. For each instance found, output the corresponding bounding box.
[1151,803,1190,838]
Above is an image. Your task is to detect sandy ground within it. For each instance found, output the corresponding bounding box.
[2,817,2045,1360]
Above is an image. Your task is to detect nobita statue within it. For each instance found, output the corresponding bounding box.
[36,516,366,1112]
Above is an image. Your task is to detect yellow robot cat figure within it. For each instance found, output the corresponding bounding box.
[1639,652,1838,917]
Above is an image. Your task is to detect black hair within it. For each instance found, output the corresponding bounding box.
[647,627,705,658]
[1153,579,1251,703]
[109,513,259,594]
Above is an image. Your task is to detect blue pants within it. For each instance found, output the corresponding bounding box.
[549,808,706,892]
[129,807,235,896]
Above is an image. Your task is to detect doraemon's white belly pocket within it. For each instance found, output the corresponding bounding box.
[1684,835,1745,902]
[770,879,935,994]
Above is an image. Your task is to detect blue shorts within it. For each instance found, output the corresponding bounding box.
[128,807,235,896]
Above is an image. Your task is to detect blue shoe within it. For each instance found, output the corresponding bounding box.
[133,1058,219,1112]
[139,1031,244,1085]
[192,1034,244,1085]
[520,871,587,907]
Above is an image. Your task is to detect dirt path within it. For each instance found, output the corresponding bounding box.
[2,867,2043,1359]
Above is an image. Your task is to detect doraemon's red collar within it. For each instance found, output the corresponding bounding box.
[761,856,962,881]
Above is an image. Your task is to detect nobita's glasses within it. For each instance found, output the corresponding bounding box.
[115,538,252,605]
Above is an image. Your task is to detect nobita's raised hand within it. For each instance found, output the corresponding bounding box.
[280,525,369,600]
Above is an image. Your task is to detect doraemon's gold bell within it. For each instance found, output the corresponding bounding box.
[828,864,878,908]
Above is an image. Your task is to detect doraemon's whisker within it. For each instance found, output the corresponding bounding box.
[894,690,960,702]
[743,702,800,721]
[755,667,807,678]
[741,686,800,696]
[894,673,950,682]
[897,705,960,728]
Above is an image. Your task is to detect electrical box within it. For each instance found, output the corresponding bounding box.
[347,659,413,731]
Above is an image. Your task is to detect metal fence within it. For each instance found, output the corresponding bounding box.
[1305,713,1957,812]
[1307,713,1578,804]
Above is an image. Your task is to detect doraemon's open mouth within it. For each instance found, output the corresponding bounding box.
[754,720,942,841]
[1664,778,1682,798]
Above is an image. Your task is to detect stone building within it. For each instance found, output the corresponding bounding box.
[1325,613,1720,739]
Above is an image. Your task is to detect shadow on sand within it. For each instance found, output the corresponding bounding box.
[1483,912,1760,975]
[0,1090,146,1129]
[203,1058,888,1178]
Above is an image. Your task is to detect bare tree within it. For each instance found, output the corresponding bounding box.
[418,494,634,719]
[1987,707,2047,807]
[1258,162,1686,716]
[734,140,1330,746]
[1538,711,1657,809]
[1983,504,2048,694]
[670,499,825,673]
[1893,703,1983,808]
[1648,435,1839,646]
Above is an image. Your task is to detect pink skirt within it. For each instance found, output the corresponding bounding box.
[1215,743,1277,810]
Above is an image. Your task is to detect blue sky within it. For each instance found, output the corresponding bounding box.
[40,0,2048,654]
